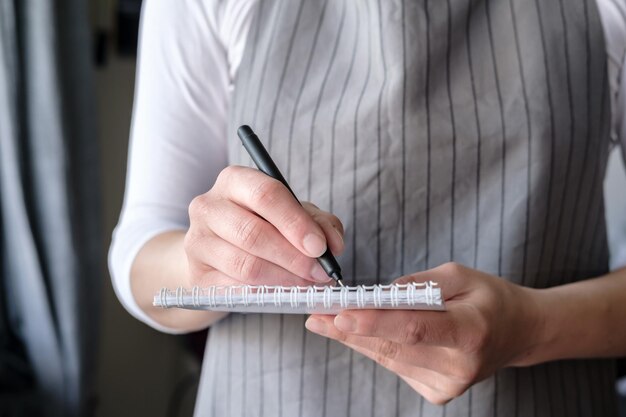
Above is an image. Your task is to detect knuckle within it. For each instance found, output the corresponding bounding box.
[249,178,283,208]
[216,165,238,184]
[376,340,399,366]
[403,319,428,345]
[188,195,209,219]
[234,217,264,250]
[249,190,315,242]
[232,252,263,280]
[335,331,349,344]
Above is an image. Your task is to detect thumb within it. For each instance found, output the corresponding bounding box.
[393,262,475,301]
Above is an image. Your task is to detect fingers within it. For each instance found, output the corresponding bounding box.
[393,262,476,301]
[327,309,462,348]
[305,315,471,405]
[186,232,317,287]
[201,198,331,283]
[303,202,345,255]
[343,340,468,404]
[306,316,469,404]
[187,165,346,287]
[213,166,329,258]
[398,375,453,406]
[304,315,459,375]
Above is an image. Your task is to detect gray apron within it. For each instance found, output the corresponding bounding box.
[196,0,617,415]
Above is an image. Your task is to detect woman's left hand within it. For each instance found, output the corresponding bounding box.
[305,262,546,405]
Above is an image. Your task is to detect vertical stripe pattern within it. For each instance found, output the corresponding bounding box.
[193,0,617,416]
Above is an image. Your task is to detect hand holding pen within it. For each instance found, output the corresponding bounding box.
[237,125,344,286]
[183,126,345,289]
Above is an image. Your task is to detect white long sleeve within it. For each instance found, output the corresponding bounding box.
[108,0,254,332]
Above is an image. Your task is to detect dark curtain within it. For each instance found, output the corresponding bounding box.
[116,0,142,55]
[0,0,101,416]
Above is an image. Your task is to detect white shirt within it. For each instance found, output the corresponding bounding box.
[109,0,626,333]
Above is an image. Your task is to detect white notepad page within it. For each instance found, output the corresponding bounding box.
[154,281,444,314]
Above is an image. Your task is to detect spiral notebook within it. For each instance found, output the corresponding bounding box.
[154,281,444,314]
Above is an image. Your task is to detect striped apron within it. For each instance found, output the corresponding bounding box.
[196,0,617,415]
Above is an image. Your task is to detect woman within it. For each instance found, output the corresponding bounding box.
[110,0,626,415]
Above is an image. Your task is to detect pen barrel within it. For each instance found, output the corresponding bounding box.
[317,249,342,277]
[237,125,297,200]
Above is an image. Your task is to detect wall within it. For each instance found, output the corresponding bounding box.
[94,54,199,417]
[605,147,626,270]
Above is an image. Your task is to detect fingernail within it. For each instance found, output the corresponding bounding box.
[311,263,331,283]
[334,314,356,332]
[305,317,327,335]
[303,233,326,257]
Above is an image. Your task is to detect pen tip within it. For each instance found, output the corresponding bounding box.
[331,272,344,287]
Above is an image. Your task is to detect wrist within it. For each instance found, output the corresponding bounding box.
[507,285,553,367]
[509,283,592,367]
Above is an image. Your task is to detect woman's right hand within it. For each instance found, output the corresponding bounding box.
[184,165,345,288]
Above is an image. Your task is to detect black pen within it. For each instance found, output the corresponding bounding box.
[237,125,344,287]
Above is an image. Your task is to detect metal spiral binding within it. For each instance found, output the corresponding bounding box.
[153,282,444,312]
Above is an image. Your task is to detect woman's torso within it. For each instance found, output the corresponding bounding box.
[196,0,618,415]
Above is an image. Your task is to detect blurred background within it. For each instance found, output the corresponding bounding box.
[93,2,202,417]
[0,0,625,416]
[1,1,200,416]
